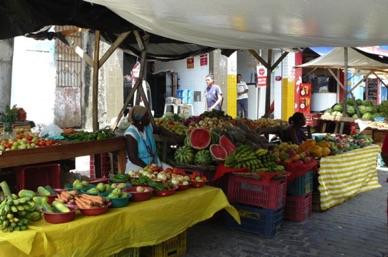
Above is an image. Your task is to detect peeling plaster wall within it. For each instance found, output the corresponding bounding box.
[0,39,14,113]
[82,33,124,131]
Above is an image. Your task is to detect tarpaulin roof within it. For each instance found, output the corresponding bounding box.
[0,0,232,61]
[2,0,388,60]
[297,47,388,71]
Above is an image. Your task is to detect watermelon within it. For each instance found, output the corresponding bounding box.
[194,150,212,165]
[174,145,195,164]
[219,135,236,155]
[190,128,211,150]
[209,144,227,161]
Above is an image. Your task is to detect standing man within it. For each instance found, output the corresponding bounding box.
[237,74,249,118]
[204,74,223,111]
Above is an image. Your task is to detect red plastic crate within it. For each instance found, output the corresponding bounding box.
[284,192,312,222]
[15,163,61,191]
[227,173,287,210]
[90,153,111,178]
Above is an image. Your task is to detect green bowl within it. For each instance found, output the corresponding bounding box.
[107,194,132,208]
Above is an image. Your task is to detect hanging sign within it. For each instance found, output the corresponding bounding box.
[187,57,194,69]
[200,54,208,66]
[256,65,267,87]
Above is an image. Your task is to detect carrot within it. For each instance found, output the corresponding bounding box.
[75,197,91,209]
[81,194,104,206]
[61,191,71,200]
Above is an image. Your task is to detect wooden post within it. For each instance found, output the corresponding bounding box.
[92,31,100,132]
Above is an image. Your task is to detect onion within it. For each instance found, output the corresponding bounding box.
[157,173,167,181]
[171,178,180,185]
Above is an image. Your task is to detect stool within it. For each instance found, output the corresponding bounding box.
[177,104,194,115]
[164,104,179,114]
[14,163,61,191]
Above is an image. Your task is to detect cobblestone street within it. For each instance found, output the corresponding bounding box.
[185,169,388,257]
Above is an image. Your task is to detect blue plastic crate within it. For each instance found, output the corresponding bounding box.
[225,203,284,238]
[287,170,313,196]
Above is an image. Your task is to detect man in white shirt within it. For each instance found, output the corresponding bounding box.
[237,74,248,118]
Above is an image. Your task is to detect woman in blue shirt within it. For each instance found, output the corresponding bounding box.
[124,106,174,172]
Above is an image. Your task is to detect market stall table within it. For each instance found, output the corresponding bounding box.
[317,144,381,210]
[0,186,239,257]
[0,137,127,174]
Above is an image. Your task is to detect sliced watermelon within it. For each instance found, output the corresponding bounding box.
[219,135,236,155]
[190,128,211,150]
[209,144,227,161]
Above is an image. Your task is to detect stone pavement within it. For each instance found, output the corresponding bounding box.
[185,169,388,257]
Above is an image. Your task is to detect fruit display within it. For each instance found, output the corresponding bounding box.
[174,128,236,166]
[0,129,59,151]
[0,182,41,232]
[224,145,285,172]
[154,119,188,136]
[68,179,90,190]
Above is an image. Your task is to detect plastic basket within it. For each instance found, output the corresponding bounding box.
[15,163,61,191]
[284,192,312,222]
[110,247,139,257]
[141,231,187,257]
[225,203,284,238]
[227,173,287,210]
[287,170,313,196]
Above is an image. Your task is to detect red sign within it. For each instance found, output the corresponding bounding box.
[200,54,208,66]
[256,65,267,87]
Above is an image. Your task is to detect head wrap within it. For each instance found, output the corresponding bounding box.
[128,106,147,124]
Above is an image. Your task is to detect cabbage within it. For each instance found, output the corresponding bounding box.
[359,105,367,115]
[333,104,343,112]
[381,100,388,108]
[362,100,374,106]
[346,105,355,116]
[365,106,377,114]
[346,98,354,106]
[356,99,363,105]
[362,113,374,120]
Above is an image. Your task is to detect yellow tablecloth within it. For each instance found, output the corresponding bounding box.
[0,186,239,257]
[318,144,381,210]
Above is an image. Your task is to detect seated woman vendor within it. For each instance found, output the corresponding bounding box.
[282,112,312,145]
[124,106,174,172]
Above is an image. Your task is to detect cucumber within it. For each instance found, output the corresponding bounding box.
[52,201,70,213]
[44,185,56,195]
[37,186,51,196]
[42,202,54,213]
[18,189,36,198]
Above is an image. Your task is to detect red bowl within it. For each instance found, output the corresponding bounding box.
[176,184,190,191]
[153,185,178,197]
[87,178,110,185]
[78,202,111,216]
[189,181,206,188]
[124,186,153,202]
[41,204,78,224]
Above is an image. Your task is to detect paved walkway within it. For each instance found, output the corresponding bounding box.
[185,169,388,257]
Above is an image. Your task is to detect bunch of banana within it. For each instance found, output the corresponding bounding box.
[224,145,262,171]
[255,148,268,156]
[0,182,41,232]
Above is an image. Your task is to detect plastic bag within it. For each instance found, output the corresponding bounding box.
[39,124,64,139]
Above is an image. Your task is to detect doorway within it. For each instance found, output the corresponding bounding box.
[147,73,166,118]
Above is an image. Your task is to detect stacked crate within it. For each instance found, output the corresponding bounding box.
[141,231,187,257]
[284,170,313,221]
[225,173,287,238]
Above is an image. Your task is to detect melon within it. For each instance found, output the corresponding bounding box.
[174,145,195,164]
[219,135,236,155]
[194,150,212,166]
[190,128,211,150]
[209,144,227,161]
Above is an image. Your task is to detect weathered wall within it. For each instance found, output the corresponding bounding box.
[0,39,13,113]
